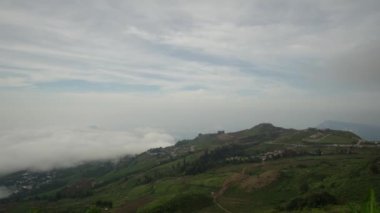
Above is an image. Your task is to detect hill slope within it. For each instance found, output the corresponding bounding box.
[318,120,380,141]
[0,123,379,213]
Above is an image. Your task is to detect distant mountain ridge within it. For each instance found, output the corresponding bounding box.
[318,120,380,141]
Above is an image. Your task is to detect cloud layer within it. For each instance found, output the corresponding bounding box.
[0,0,379,175]
[0,127,175,175]
[0,186,11,199]
[0,0,379,93]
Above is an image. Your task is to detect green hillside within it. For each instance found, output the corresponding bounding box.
[0,123,379,213]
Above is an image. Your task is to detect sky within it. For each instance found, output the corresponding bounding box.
[0,0,379,174]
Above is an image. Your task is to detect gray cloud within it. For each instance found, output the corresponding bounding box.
[0,127,175,175]
[1,90,379,139]
[0,0,378,92]
[0,0,379,176]
[324,42,380,91]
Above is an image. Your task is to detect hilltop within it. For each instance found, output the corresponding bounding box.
[0,123,379,213]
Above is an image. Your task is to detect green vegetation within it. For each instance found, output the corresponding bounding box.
[349,189,380,213]
[283,191,337,211]
[137,192,212,213]
[0,123,379,212]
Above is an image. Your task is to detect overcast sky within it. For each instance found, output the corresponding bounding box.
[0,0,379,174]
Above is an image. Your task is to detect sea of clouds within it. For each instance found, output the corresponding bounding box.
[0,127,175,175]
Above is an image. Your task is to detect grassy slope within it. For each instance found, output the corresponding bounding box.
[1,124,379,213]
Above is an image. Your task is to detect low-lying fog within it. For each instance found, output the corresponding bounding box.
[0,127,175,176]
[0,186,11,199]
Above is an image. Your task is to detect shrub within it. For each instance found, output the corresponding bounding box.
[95,200,113,209]
[137,192,212,213]
[363,189,379,213]
[285,191,337,210]
[369,158,380,175]
[84,207,101,213]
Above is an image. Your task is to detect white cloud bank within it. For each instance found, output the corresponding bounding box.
[0,127,175,175]
[0,0,380,177]
[0,186,11,199]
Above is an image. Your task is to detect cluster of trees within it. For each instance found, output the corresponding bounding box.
[55,189,93,200]
[53,180,94,200]
[137,192,212,213]
[95,200,113,209]
[281,191,337,211]
[180,144,246,175]
[137,174,155,185]
[369,157,380,175]
[238,132,279,143]
[133,145,249,185]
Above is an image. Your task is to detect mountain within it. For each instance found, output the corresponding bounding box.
[318,120,380,141]
[0,123,379,213]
